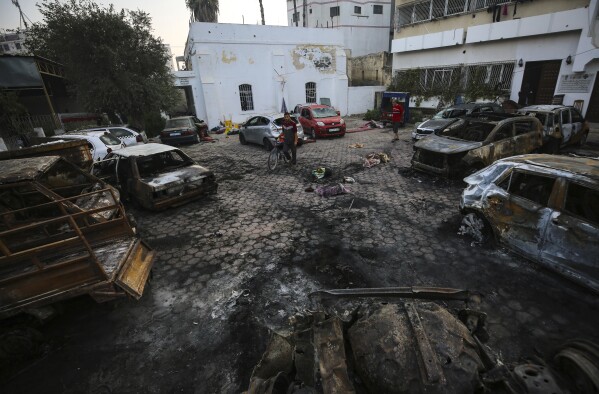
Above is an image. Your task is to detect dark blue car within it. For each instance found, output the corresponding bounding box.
[160,116,206,145]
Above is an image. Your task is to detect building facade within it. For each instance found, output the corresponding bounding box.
[391,0,599,120]
[176,23,349,128]
[286,0,394,57]
[0,30,27,55]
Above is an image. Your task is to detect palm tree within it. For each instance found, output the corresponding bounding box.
[186,0,219,23]
[259,0,265,25]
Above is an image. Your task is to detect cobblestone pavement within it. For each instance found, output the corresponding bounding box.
[4,126,599,393]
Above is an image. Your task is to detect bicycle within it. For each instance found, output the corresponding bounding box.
[267,141,288,171]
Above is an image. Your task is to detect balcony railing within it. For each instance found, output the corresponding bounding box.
[396,0,508,28]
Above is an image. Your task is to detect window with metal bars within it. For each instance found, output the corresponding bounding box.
[305,82,317,103]
[354,6,361,14]
[373,5,383,14]
[239,84,254,111]
[396,0,508,27]
[330,6,340,17]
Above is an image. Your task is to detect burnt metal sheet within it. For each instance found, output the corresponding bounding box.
[0,156,60,184]
[310,286,470,301]
[115,240,155,299]
[313,317,355,393]
[0,140,93,170]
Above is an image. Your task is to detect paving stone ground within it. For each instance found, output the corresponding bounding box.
[4,125,599,393]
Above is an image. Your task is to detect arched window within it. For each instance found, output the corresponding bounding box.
[239,84,254,111]
[305,82,316,103]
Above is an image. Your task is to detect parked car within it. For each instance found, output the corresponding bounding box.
[411,114,543,177]
[412,103,504,141]
[93,143,217,210]
[51,130,125,161]
[297,104,345,139]
[160,116,207,145]
[0,156,155,318]
[460,154,599,293]
[516,105,589,151]
[89,126,148,146]
[239,113,305,150]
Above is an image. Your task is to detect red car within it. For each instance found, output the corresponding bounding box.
[297,104,345,139]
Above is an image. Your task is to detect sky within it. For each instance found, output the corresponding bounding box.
[0,0,289,56]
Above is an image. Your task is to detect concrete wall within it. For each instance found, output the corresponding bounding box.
[286,0,393,56]
[181,23,349,128]
[349,51,392,86]
[347,85,386,115]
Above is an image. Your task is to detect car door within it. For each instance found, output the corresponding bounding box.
[569,108,584,141]
[540,180,599,289]
[484,169,556,259]
[559,108,573,144]
[257,117,271,142]
[513,119,541,155]
[110,127,137,146]
[487,122,515,163]
[244,117,261,143]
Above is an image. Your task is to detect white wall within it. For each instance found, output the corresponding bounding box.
[286,0,393,56]
[183,23,349,128]
[347,86,386,115]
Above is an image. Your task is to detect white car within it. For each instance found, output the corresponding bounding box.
[88,126,148,147]
[52,131,125,161]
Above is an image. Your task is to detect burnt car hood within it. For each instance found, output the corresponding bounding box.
[415,135,482,154]
[417,118,456,131]
[142,165,213,192]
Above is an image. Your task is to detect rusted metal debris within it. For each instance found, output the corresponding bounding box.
[247,291,599,393]
[310,286,470,301]
[0,139,93,170]
[0,156,155,318]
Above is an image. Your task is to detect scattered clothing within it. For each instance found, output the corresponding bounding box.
[315,183,351,197]
[348,143,364,149]
[363,153,390,168]
[343,176,356,183]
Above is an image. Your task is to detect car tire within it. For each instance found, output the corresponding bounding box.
[194,134,200,144]
[239,133,247,145]
[297,138,303,147]
[307,128,316,140]
[461,212,494,245]
[263,138,274,151]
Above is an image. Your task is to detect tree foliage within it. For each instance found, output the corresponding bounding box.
[26,0,177,125]
[187,0,219,22]
[389,66,500,107]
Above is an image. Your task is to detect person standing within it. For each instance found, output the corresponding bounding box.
[392,99,404,141]
[281,112,298,164]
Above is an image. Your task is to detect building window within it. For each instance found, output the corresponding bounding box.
[330,6,340,17]
[373,5,383,14]
[239,84,254,111]
[15,42,21,49]
[305,82,316,103]
[309,9,312,14]
[292,12,300,22]
[354,6,361,14]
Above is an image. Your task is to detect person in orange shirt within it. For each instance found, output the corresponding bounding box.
[392,100,404,141]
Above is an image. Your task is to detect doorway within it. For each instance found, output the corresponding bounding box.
[586,76,599,122]
[520,60,562,105]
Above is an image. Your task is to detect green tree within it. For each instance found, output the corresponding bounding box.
[187,0,219,22]
[26,0,177,127]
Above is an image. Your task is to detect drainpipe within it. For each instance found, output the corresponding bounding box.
[293,0,298,27]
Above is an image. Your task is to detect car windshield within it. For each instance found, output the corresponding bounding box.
[165,118,191,129]
[437,120,495,142]
[312,107,338,118]
[273,117,299,126]
[100,133,122,145]
[136,150,193,178]
[522,112,549,126]
[435,108,468,119]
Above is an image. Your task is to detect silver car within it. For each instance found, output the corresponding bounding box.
[239,113,305,150]
[460,154,599,293]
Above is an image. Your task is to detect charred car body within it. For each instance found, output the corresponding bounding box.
[412,114,543,177]
[460,154,599,293]
[93,143,217,210]
[0,157,155,318]
[516,105,589,151]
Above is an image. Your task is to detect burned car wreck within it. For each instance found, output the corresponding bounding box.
[0,157,155,318]
[460,154,599,293]
[93,143,217,210]
[246,287,598,394]
[412,115,543,177]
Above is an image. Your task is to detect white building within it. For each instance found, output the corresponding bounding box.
[0,30,27,55]
[391,0,599,121]
[176,23,349,128]
[286,0,394,57]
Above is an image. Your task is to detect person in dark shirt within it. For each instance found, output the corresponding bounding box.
[281,112,297,164]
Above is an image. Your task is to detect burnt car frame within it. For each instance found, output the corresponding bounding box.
[93,143,217,210]
[411,114,543,177]
[0,156,155,318]
[460,154,599,293]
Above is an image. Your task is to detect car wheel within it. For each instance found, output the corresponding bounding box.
[307,128,316,139]
[263,138,274,151]
[297,138,303,147]
[460,212,493,245]
[239,133,247,145]
[194,134,200,144]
